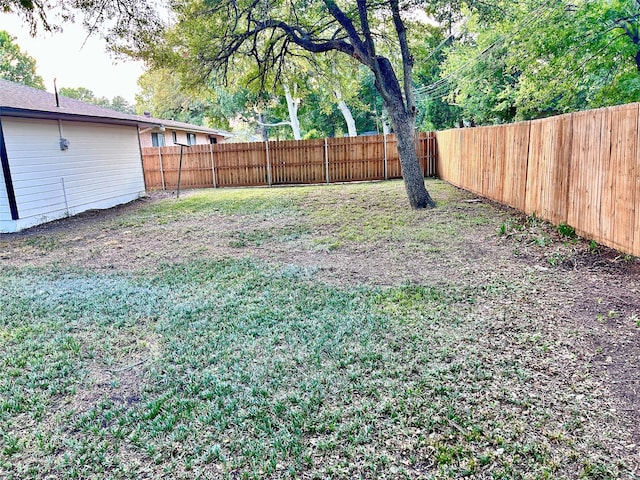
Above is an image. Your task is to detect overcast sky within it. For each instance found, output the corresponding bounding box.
[0,13,144,103]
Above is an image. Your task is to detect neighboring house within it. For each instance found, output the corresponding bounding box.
[0,79,161,233]
[138,115,232,148]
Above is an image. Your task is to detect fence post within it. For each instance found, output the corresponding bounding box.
[383,134,388,180]
[430,131,436,176]
[265,141,273,186]
[158,147,166,191]
[209,143,217,188]
[324,138,330,184]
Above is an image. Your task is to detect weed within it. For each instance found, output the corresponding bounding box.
[557,223,576,239]
[534,235,552,247]
[547,252,564,266]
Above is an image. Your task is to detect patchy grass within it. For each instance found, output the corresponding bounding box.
[0,179,638,479]
[298,181,495,250]
[1,261,633,478]
[114,188,301,228]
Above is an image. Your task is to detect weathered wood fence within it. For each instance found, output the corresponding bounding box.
[141,132,436,190]
[436,102,640,257]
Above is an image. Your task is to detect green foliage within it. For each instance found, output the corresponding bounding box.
[441,0,640,124]
[135,68,230,128]
[412,29,463,130]
[0,30,44,89]
[59,86,135,114]
[557,223,577,239]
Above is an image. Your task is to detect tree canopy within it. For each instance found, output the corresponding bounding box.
[59,86,135,114]
[0,30,44,89]
[438,0,640,124]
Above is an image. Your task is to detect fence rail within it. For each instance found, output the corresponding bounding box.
[436,102,640,257]
[141,132,436,191]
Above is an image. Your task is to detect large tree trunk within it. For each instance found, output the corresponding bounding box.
[374,57,435,209]
[387,105,436,208]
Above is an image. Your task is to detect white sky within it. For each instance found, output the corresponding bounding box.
[0,13,144,103]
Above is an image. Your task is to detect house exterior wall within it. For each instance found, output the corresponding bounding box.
[1,117,145,233]
[139,129,225,148]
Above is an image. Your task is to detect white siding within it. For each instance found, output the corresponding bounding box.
[1,118,145,232]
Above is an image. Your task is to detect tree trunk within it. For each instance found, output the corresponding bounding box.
[335,88,357,136]
[381,108,391,135]
[387,105,436,208]
[373,57,435,209]
[258,112,269,141]
[337,100,357,136]
[283,85,302,140]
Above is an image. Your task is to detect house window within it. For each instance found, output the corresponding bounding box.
[187,133,196,145]
[210,137,218,144]
[151,132,165,147]
[172,131,177,144]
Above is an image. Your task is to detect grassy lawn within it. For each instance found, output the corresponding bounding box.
[0,180,638,479]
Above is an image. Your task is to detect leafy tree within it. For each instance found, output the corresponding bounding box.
[2,0,160,38]
[131,0,436,207]
[0,30,44,89]
[441,0,640,124]
[58,86,95,102]
[135,68,227,126]
[412,28,462,130]
[59,86,135,113]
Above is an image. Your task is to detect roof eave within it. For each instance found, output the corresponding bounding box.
[0,107,160,128]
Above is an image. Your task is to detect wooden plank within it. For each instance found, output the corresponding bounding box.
[601,104,638,253]
[634,105,640,256]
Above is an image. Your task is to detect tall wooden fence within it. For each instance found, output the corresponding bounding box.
[436,103,640,257]
[142,132,436,191]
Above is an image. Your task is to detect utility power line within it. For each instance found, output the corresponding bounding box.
[413,0,566,100]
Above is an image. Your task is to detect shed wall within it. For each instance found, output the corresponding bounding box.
[1,118,145,232]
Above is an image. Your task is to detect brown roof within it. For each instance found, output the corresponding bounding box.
[0,79,233,138]
[0,78,156,126]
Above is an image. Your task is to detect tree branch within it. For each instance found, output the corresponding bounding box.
[256,20,356,56]
[389,0,415,116]
[356,0,376,58]
[322,0,371,64]
[256,119,292,127]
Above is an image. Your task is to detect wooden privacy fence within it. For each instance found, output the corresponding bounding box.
[436,102,640,257]
[141,132,436,190]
